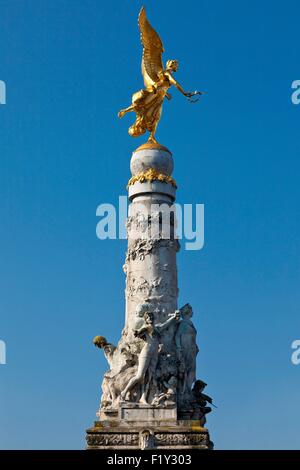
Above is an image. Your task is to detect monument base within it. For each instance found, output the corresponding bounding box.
[86,416,213,450]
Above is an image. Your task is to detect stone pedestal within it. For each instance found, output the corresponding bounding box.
[86,143,213,450]
[86,420,213,450]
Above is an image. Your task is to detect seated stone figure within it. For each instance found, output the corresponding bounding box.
[191,380,213,424]
[93,335,136,409]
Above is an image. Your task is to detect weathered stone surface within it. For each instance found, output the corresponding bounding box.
[130,148,173,177]
[86,420,213,450]
[119,403,177,422]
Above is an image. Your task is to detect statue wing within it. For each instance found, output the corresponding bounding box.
[138,7,164,88]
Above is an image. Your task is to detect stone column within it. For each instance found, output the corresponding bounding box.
[124,144,179,346]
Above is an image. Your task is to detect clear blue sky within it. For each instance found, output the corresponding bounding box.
[1,0,300,449]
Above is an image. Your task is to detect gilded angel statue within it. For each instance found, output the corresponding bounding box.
[118,7,203,144]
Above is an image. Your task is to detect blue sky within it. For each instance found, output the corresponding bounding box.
[1,0,300,449]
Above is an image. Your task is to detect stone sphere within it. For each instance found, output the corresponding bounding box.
[130,147,174,176]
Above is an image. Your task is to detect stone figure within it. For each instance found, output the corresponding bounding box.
[93,335,136,408]
[118,7,203,144]
[120,303,180,404]
[93,336,118,406]
[192,380,213,410]
[191,380,213,424]
[175,304,199,394]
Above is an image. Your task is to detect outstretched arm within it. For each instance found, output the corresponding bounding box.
[166,72,189,96]
[155,311,180,332]
[165,71,203,102]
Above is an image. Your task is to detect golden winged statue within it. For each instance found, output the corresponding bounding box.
[118,7,203,144]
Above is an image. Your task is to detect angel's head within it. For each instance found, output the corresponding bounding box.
[166,60,179,73]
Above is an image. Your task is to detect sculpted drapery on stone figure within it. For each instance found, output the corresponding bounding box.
[175,303,199,394]
[93,335,137,409]
[118,7,203,144]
